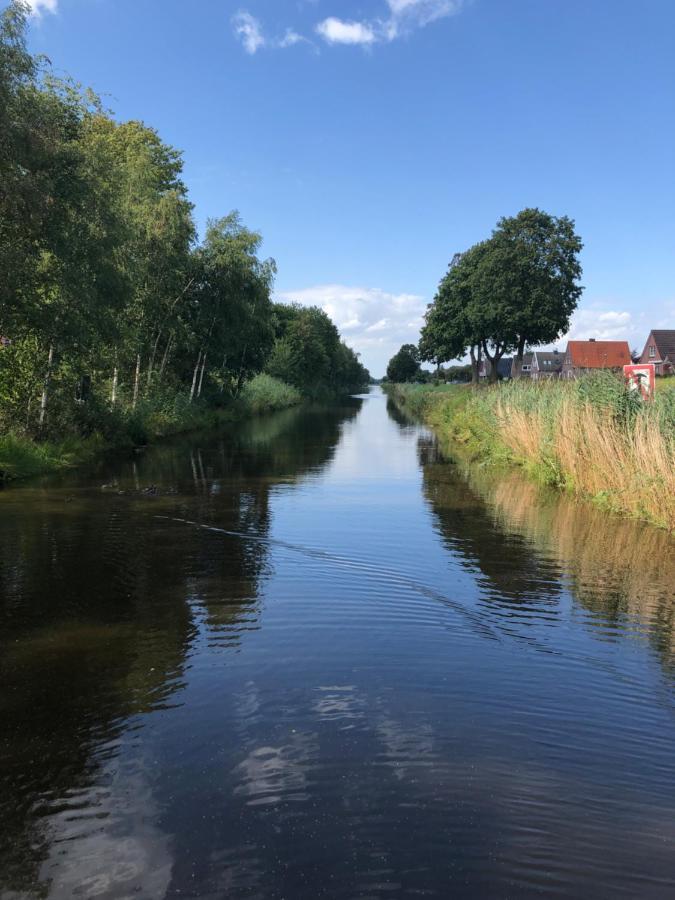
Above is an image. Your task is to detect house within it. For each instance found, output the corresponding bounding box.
[531,349,563,380]
[562,339,631,378]
[639,330,675,376]
[511,352,534,378]
[479,356,513,380]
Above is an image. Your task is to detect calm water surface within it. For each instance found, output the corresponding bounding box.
[1,388,674,899]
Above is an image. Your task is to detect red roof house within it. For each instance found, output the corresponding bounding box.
[639,330,675,376]
[562,339,631,378]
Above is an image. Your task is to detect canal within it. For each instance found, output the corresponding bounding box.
[1,388,673,898]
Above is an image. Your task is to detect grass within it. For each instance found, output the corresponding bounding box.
[387,374,675,531]
[238,373,302,414]
[0,374,302,483]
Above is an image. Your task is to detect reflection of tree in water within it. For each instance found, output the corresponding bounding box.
[420,417,674,677]
[419,435,564,607]
[0,398,360,896]
[386,396,417,431]
[464,466,675,678]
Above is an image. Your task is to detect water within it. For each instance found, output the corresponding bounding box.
[1,388,673,899]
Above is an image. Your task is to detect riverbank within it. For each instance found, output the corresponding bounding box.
[0,374,302,483]
[386,376,675,531]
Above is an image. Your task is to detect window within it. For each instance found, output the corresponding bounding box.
[522,365,531,372]
[649,345,656,358]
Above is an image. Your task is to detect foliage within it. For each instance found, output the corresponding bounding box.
[239,373,301,414]
[420,209,583,382]
[387,377,675,531]
[266,304,369,398]
[386,344,422,383]
[0,3,366,466]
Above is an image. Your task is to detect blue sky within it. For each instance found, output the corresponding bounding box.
[24,0,675,375]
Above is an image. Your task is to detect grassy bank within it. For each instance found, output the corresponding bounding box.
[387,375,675,531]
[0,374,301,483]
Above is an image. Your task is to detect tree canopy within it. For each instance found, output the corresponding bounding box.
[386,344,422,383]
[420,209,583,383]
[0,2,368,439]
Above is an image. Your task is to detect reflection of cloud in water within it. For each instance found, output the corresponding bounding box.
[312,685,366,725]
[375,715,435,782]
[233,732,318,807]
[38,762,172,900]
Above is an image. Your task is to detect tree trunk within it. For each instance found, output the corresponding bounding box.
[159,333,173,378]
[38,345,54,430]
[219,353,228,393]
[197,352,207,399]
[132,354,141,409]
[234,345,248,397]
[147,330,162,388]
[469,344,480,385]
[482,341,503,385]
[189,349,202,402]
[111,366,118,407]
[511,336,526,379]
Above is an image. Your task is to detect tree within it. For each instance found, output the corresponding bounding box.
[188,213,275,399]
[419,247,487,384]
[474,208,583,378]
[386,344,421,383]
[266,304,368,397]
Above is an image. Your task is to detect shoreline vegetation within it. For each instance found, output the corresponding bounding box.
[386,375,675,532]
[0,5,369,483]
[0,373,303,483]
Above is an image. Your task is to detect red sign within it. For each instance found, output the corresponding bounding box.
[624,363,655,400]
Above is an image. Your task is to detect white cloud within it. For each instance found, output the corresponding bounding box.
[232,11,316,53]
[564,309,633,343]
[547,303,670,355]
[26,0,58,15]
[315,17,377,46]
[316,0,464,47]
[278,28,304,48]
[232,11,266,54]
[276,283,427,375]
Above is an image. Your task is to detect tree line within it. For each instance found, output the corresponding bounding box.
[0,2,368,440]
[387,208,583,384]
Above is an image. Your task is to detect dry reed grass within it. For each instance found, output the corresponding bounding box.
[492,398,675,530]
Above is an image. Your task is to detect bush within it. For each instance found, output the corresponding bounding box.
[387,375,675,531]
[239,374,301,414]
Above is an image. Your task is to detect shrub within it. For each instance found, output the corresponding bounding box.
[239,374,302,414]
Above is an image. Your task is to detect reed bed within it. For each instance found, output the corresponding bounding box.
[387,374,675,530]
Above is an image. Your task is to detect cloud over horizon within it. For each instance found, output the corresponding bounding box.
[275,286,669,374]
[316,0,465,46]
[26,0,58,15]
[276,283,428,375]
[232,1,465,54]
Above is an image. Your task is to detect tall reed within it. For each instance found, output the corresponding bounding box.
[387,374,675,531]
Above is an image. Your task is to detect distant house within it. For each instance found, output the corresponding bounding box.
[511,352,534,378]
[639,330,675,376]
[479,356,513,380]
[0,336,11,349]
[562,339,631,378]
[531,349,563,380]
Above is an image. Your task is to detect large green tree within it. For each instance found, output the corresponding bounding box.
[266,304,368,397]
[473,208,583,378]
[386,344,421,383]
[421,209,583,384]
[419,247,489,384]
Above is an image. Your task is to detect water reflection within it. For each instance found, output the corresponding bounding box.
[0,400,360,898]
[421,433,675,679]
[1,390,674,899]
